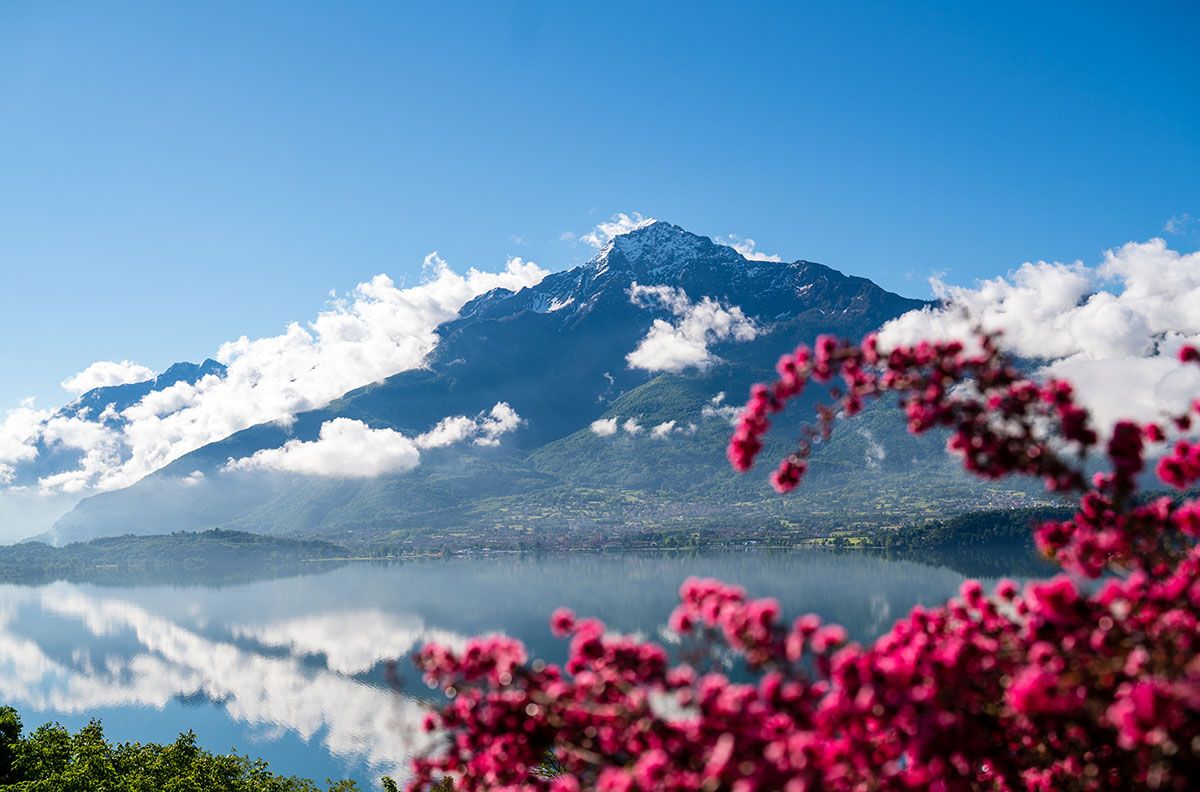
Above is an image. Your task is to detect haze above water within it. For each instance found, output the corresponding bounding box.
[0,548,1048,788]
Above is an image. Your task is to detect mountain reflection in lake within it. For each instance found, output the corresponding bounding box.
[0,548,1049,788]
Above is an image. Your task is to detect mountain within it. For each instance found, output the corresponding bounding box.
[69,359,226,417]
[8,359,227,488]
[50,222,1052,547]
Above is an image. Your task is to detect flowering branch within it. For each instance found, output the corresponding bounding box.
[730,334,1200,577]
[406,337,1200,791]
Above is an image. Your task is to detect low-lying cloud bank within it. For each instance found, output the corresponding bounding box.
[588,391,731,443]
[626,283,757,373]
[226,402,523,478]
[589,417,619,437]
[0,256,547,497]
[227,419,421,478]
[880,239,1200,431]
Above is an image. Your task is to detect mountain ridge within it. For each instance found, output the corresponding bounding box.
[48,221,1048,548]
[67,358,227,418]
[8,358,228,490]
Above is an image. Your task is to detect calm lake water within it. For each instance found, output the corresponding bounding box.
[0,548,1048,789]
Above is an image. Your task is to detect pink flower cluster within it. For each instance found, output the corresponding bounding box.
[733,335,1200,577]
[407,339,1200,791]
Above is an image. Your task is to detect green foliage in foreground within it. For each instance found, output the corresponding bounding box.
[0,707,391,791]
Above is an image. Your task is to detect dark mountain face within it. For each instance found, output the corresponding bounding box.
[147,222,925,471]
[54,222,964,546]
[450,221,915,338]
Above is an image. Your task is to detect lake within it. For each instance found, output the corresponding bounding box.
[0,547,1049,789]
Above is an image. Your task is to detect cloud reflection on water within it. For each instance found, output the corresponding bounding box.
[0,584,455,780]
[0,549,1049,786]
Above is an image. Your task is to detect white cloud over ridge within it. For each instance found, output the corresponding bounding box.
[879,239,1200,431]
[60,361,156,395]
[713,234,783,262]
[226,402,523,478]
[580,212,656,248]
[3,255,547,496]
[626,283,757,373]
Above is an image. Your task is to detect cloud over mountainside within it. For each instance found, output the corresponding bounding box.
[225,403,523,478]
[625,283,757,373]
[60,361,156,395]
[712,234,783,262]
[0,402,44,485]
[0,255,547,495]
[226,419,422,478]
[879,239,1200,431]
[589,417,619,437]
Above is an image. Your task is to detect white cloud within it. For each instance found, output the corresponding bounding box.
[415,402,523,449]
[859,428,886,469]
[1164,213,1195,238]
[713,234,783,262]
[590,417,619,437]
[590,416,694,441]
[879,239,1200,430]
[8,255,547,495]
[227,403,523,479]
[414,416,477,450]
[580,212,656,248]
[36,413,124,493]
[650,420,677,439]
[227,419,421,478]
[473,402,523,447]
[60,361,155,395]
[701,391,742,425]
[0,401,50,484]
[626,283,757,373]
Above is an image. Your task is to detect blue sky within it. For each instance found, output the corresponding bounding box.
[1,1,1197,409]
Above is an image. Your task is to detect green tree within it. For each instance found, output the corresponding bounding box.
[0,714,363,791]
[0,708,22,784]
